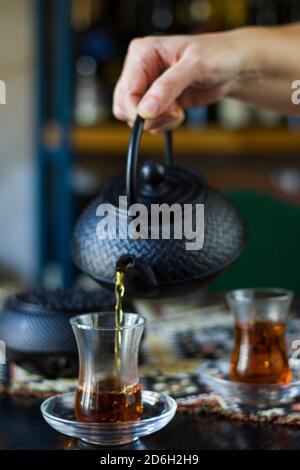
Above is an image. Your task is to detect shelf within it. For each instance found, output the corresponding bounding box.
[58,124,300,156]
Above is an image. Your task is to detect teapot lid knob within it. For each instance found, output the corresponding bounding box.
[140,161,165,185]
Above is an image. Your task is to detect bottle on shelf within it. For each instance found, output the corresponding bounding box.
[253,0,278,26]
[71,0,101,31]
[217,98,253,130]
[74,55,109,126]
[289,0,300,23]
[151,0,174,33]
[186,106,208,129]
[224,0,249,29]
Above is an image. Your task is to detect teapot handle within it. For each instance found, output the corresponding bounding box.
[126,115,174,206]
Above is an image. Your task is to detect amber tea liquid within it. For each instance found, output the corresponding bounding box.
[75,379,143,423]
[230,319,292,384]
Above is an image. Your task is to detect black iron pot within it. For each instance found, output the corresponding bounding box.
[0,288,115,378]
[72,116,247,298]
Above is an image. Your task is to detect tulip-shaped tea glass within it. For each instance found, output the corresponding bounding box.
[227,288,293,384]
[71,312,146,423]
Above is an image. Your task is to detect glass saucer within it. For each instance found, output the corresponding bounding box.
[198,360,300,409]
[41,390,177,446]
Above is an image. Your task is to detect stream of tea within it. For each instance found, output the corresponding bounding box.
[114,265,125,377]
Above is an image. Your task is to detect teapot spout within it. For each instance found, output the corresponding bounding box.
[116,255,158,298]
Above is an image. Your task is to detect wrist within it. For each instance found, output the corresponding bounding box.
[227,26,267,96]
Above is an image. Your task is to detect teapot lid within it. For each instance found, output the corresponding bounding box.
[104,116,206,207]
[105,162,206,207]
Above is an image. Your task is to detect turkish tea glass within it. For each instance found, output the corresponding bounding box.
[227,288,293,385]
[70,312,146,423]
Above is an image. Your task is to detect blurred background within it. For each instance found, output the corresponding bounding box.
[1,0,300,296]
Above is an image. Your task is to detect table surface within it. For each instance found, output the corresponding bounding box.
[1,394,300,450]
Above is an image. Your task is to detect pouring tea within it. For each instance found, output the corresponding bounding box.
[72,116,247,297]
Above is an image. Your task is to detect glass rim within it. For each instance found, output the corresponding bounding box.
[226,287,293,302]
[70,311,147,331]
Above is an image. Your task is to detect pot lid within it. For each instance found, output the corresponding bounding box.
[105,161,206,207]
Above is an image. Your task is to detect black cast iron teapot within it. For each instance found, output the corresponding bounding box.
[72,116,247,298]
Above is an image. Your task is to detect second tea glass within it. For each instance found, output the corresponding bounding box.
[226,288,293,385]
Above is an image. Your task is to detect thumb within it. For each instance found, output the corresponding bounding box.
[138,59,193,119]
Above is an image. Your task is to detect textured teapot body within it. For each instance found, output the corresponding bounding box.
[72,181,246,298]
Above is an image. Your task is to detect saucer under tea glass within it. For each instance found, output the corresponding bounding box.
[41,312,177,445]
[41,390,177,446]
[198,359,300,409]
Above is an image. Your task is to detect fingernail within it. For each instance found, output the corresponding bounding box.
[138,97,160,118]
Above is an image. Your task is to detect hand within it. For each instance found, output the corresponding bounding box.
[113,32,243,133]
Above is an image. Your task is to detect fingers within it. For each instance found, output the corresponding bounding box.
[113,36,196,126]
[120,107,185,133]
[143,83,229,133]
[113,78,142,124]
[178,83,231,108]
[137,58,196,119]
[124,102,185,133]
[113,37,163,123]
[149,112,185,134]
[113,33,238,129]
[113,82,140,126]
[144,105,185,133]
